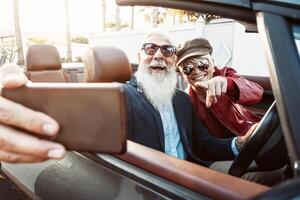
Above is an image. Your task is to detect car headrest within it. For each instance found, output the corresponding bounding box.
[83,46,132,83]
[26,44,62,71]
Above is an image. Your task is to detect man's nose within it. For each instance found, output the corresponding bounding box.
[153,48,164,60]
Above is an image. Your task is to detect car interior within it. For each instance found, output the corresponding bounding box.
[10,43,285,199]
[6,31,284,200]
[25,44,70,82]
[2,1,300,199]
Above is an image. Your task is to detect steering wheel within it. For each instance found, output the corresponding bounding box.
[228,101,286,177]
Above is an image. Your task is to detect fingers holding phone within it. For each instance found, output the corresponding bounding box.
[0,64,66,163]
[0,64,28,89]
[0,124,65,163]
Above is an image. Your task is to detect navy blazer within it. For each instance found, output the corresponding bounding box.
[125,77,235,166]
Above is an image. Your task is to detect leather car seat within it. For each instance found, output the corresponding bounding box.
[83,46,132,83]
[25,44,68,82]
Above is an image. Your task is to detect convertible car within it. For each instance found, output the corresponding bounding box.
[2,0,300,199]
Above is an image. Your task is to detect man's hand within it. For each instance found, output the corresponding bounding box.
[195,76,227,108]
[0,64,65,163]
[235,123,258,152]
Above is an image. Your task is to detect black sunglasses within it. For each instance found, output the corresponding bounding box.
[142,43,176,57]
[182,60,210,76]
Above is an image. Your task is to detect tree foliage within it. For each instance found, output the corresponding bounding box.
[27,37,48,44]
[172,9,220,24]
[71,36,89,44]
[200,14,221,25]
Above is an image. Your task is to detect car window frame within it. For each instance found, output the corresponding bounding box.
[257,12,300,176]
[118,0,300,178]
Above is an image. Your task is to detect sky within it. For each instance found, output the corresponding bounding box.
[0,0,133,36]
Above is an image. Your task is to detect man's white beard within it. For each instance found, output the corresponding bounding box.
[135,61,177,109]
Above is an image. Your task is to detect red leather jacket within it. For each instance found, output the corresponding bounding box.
[188,67,263,138]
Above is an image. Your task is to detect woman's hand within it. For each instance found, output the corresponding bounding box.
[195,76,227,107]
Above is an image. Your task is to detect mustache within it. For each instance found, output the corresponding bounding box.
[147,61,167,68]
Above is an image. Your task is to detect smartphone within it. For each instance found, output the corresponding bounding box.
[2,82,127,153]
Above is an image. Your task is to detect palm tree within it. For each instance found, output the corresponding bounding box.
[168,9,203,24]
[170,9,176,25]
[115,5,121,31]
[200,14,221,25]
[152,8,159,27]
[139,8,150,24]
[12,0,24,65]
[64,0,72,62]
[130,6,134,30]
[101,0,106,31]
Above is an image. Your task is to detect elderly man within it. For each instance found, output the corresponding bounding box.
[176,38,263,139]
[0,31,250,164]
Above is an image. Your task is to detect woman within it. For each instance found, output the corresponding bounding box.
[176,38,263,138]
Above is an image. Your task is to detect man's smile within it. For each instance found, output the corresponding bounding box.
[149,65,167,73]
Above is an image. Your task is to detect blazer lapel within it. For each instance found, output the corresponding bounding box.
[173,92,192,149]
[173,93,210,167]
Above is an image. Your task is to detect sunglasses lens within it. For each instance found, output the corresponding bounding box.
[181,59,210,75]
[143,43,158,55]
[161,45,176,57]
[183,65,194,75]
[198,63,209,71]
[143,43,175,57]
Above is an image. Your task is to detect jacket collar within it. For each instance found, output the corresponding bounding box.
[128,75,138,87]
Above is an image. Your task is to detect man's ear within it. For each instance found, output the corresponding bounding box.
[171,55,178,68]
[174,55,178,63]
[176,65,183,74]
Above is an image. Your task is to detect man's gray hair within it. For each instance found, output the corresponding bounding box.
[142,29,175,46]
